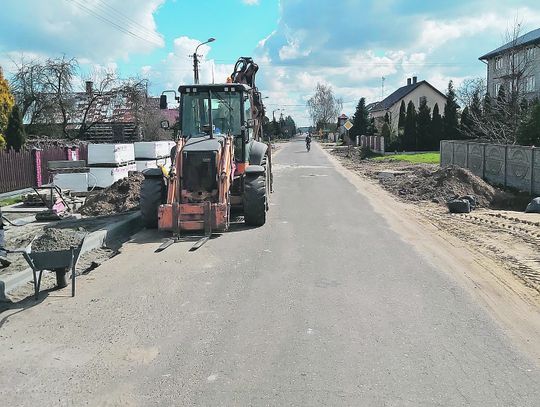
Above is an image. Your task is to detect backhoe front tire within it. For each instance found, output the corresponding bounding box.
[243,172,267,227]
[140,176,165,228]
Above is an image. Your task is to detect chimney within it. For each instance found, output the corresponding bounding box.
[412,76,417,84]
[85,81,93,96]
[407,78,412,86]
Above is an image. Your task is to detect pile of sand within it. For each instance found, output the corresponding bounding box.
[381,165,496,207]
[79,173,144,216]
[32,228,85,252]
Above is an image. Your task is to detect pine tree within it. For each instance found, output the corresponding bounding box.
[460,106,472,138]
[6,105,26,151]
[366,117,377,137]
[443,80,459,140]
[398,100,406,134]
[517,102,540,146]
[381,122,391,149]
[0,67,15,138]
[483,93,493,126]
[416,98,432,150]
[351,97,369,137]
[466,90,483,139]
[431,103,443,150]
[403,101,417,151]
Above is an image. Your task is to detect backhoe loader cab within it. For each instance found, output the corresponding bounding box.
[139,57,271,234]
[178,84,253,164]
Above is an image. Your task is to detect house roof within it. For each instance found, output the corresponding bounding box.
[370,80,446,112]
[366,102,380,112]
[338,113,348,119]
[479,27,540,60]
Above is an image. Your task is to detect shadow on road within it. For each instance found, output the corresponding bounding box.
[0,284,70,325]
[129,216,260,247]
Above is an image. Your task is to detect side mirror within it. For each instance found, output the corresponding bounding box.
[160,94,167,109]
[160,120,170,129]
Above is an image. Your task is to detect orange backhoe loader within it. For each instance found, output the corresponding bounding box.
[140,57,272,237]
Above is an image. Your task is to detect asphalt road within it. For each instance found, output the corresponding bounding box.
[1,138,540,406]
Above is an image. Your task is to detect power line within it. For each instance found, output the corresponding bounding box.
[66,0,162,47]
[92,0,163,43]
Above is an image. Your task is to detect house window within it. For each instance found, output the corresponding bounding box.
[419,96,427,106]
[494,82,501,95]
[495,56,503,70]
[525,47,536,61]
[524,76,536,93]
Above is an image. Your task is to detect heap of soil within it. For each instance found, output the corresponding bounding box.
[381,165,496,207]
[32,228,85,252]
[79,173,144,216]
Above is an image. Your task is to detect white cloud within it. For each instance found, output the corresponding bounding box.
[243,0,260,5]
[142,36,234,92]
[0,0,165,63]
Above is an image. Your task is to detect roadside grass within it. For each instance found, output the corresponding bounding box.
[373,152,440,164]
[0,196,23,207]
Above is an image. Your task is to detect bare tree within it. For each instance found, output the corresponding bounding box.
[307,83,342,130]
[77,68,117,139]
[10,57,54,127]
[141,108,170,141]
[458,20,537,144]
[42,56,78,138]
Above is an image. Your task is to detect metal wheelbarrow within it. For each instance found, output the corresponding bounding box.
[21,232,87,300]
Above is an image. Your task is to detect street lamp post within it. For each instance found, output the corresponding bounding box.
[193,37,215,84]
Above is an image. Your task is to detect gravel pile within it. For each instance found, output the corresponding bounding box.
[381,165,496,207]
[329,147,532,210]
[32,228,85,252]
[79,172,144,216]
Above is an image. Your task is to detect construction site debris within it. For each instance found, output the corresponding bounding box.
[331,148,532,211]
[79,172,144,216]
[32,228,85,252]
[447,198,471,213]
[525,197,540,213]
[379,165,496,207]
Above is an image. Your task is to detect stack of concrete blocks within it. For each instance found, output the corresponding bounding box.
[134,141,174,172]
[88,144,136,188]
[51,161,90,193]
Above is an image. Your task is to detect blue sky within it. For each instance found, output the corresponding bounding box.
[1,0,540,125]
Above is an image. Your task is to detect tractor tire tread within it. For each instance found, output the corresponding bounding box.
[243,171,267,227]
[140,177,164,228]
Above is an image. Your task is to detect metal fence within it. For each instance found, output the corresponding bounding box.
[440,140,540,195]
[0,149,36,193]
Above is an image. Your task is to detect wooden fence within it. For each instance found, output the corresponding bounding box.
[0,149,36,193]
[0,145,86,193]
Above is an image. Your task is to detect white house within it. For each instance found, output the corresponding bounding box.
[369,77,447,135]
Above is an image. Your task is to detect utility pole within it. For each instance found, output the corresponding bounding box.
[192,37,215,84]
[381,76,385,99]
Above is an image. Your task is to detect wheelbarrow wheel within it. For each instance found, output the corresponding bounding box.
[55,268,68,288]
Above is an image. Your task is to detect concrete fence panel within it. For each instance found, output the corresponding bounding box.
[484,144,506,186]
[454,142,467,167]
[440,141,453,167]
[506,146,532,192]
[441,140,539,194]
[467,143,485,178]
[533,148,540,195]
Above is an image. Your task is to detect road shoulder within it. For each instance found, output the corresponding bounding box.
[319,143,540,363]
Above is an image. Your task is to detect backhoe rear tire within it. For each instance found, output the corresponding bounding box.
[140,176,165,228]
[243,171,267,227]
